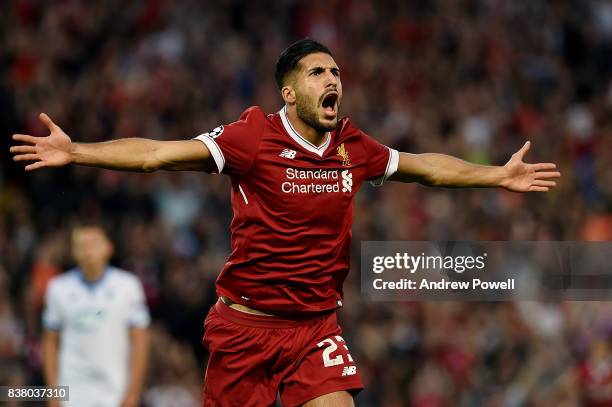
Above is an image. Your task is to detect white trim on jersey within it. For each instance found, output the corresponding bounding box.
[279,106,331,157]
[238,184,249,205]
[194,134,225,173]
[370,148,399,187]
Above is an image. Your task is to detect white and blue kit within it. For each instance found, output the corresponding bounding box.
[43,267,150,407]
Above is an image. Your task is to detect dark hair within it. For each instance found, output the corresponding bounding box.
[274,38,333,90]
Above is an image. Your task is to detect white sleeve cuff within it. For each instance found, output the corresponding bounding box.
[128,306,151,328]
[194,135,225,173]
[370,148,399,187]
[42,310,61,330]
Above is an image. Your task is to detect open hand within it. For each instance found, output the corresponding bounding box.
[501,141,561,192]
[10,113,73,171]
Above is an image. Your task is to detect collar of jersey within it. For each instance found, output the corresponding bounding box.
[279,105,331,157]
[77,266,110,291]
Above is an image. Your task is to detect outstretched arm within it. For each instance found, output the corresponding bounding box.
[388,141,561,192]
[11,113,214,172]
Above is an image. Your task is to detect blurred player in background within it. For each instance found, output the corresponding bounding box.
[13,39,559,406]
[42,225,150,407]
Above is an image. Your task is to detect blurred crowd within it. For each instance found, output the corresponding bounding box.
[1,0,611,406]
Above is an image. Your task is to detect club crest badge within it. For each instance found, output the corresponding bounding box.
[337,143,351,167]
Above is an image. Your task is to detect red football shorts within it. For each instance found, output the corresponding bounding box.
[202,299,364,406]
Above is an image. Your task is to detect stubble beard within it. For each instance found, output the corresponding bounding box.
[295,93,338,133]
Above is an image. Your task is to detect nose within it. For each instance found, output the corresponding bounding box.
[324,69,337,87]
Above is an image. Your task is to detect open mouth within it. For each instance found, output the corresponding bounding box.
[321,92,338,117]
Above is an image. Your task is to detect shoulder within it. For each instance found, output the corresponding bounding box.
[45,270,79,299]
[107,267,141,287]
[337,116,365,138]
[48,269,78,289]
[337,117,387,147]
[334,117,371,149]
[217,106,267,139]
[240,105,266,118]
[239,106,267,126]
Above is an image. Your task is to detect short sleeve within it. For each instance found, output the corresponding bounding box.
[42,281,62,330]
[127,278,150,328]
[193,106,265,176]
[360,132,399,187]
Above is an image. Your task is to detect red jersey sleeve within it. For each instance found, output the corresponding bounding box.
[193,106,265,176]
[359,130,399,187]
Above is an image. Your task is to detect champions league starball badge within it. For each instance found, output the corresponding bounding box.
[204,126,224,139]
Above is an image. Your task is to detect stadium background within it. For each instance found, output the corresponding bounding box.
[1,0,611,405]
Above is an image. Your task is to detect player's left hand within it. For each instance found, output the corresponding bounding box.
[500,141,561,192]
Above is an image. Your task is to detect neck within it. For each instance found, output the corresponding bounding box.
[286,106,327,147]
[81,265,106,283]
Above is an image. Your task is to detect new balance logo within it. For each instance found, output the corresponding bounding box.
[342,366,357,376]
[280,149,297,159]
[341,170,353,193]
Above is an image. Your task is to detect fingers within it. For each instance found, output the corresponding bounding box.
[13,153,39,162]
[25,161,47,171]
[11,139,42,169]
[11,150,44,170]
[12,134,38,144]
[533,180,556,187]
[9,145,37,154]
[528,185,549,192]
[534,171,561,179]
[532,162,557,171]
[515,141,531,160]
[39,113,58,132]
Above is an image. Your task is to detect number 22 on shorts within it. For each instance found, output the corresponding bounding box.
[316,335,354,367]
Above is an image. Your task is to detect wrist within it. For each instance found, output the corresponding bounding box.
[497,165,511,189]
[69,142,79,164]
[70,142,91,166]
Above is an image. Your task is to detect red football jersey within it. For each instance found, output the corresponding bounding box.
[195,106,398,313]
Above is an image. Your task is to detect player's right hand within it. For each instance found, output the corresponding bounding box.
[11,113,73,171]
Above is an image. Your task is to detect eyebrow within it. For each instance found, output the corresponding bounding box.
[307,66,340,74]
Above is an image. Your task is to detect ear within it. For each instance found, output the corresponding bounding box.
[281,85,296,105]
[106,239,115,260]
